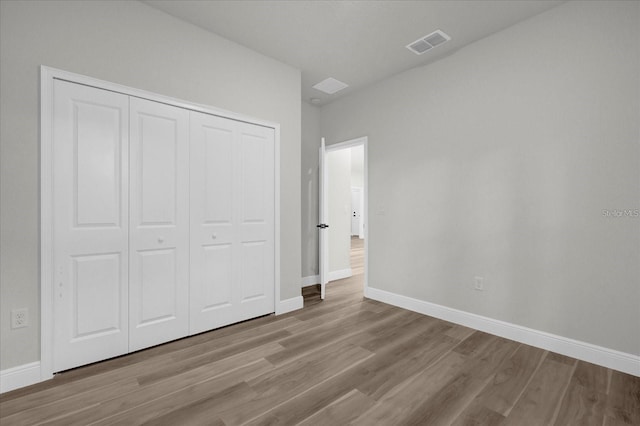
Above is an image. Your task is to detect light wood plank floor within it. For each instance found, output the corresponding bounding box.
[1,237,638,425]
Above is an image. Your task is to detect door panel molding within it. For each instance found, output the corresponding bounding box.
[189,112,275,334]
[129,97,190,352]
[50,79,130,372]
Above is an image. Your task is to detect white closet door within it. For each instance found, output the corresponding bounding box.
[52,80,130,372]
[236,121,275,320]
[129,97,189,351]
[189,113,237,332]
[190,112,275,334]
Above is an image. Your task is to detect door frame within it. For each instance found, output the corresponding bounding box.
[320,136,369,297]
[40,66,281,381]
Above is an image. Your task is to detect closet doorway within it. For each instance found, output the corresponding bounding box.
[40,66,280,378]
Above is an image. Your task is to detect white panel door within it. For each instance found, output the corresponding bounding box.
[129,97,190,351]
[351,188,361,236]
[236,121,275,320]
[318,138,328,299]
[189,112,236,332]
[52,80,129,372]
[190,112,275,333]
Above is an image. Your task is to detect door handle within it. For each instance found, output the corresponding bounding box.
[316,224,329,229]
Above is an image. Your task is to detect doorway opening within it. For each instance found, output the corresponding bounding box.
[314,136,368,302]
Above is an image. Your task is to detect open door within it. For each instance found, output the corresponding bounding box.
[318,137,329,299]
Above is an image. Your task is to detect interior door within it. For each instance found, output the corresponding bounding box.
[236,121,275,319]
[189,112,237,332]
[129,97,190,351]
[318,138,328,299]
[52,80,130,372]
[351,187,362,236]
[190,112,275,333]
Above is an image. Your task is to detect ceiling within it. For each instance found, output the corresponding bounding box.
[144,0,565,106]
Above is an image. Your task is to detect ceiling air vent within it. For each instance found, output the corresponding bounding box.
[312,77,349,95]
[406,30,451,55]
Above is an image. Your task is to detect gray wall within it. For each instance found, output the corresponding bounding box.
[0,0,301,370]
[320,0,639,355]
[301,101,321,279]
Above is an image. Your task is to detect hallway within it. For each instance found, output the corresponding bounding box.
[302,236,364,305]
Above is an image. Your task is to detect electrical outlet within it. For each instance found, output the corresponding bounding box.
[11,308,28,329]
[474,277,484,291]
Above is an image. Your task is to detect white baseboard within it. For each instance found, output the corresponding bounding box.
[276,295,304,315]
[1,297,304,394]
[365,287,640,377]
[328,268,352,282]
[1,361,43,394]
[301,275,320,288]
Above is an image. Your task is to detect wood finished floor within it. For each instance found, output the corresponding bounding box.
[1,237,639,425]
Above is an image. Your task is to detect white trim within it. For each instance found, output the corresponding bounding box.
[276,296,304,315]
[302,275,320,287]
[41,66,277,129]
[0,362,42,394]
[365,287,640,377]
[325,136,368,152]
[274,122,282,320]
[40,65,282,382]
[40,66,55,384]
[328,268,352,282]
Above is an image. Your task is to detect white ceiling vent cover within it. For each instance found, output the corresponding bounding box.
[313,77,349,95]
[406,30,451,55]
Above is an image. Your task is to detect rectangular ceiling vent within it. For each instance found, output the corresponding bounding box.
[406,30,451,55]
[313,77,349,95]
